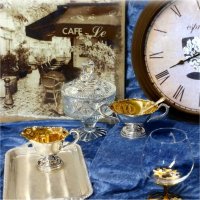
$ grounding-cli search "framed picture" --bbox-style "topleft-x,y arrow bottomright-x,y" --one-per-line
0,0 -> 125,121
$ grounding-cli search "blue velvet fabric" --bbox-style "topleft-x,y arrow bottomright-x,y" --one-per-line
90,121 -> 200,199
1,120 -> 199,199
0,1 -> 200,199
126,0 -> 147,99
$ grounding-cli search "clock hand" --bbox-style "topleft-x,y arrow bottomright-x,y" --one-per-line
170,53 -> 200,68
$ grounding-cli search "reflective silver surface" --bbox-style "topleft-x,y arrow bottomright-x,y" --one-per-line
21,127 -> 80,172
3,143 -> 93,199
100,99 -> 170,139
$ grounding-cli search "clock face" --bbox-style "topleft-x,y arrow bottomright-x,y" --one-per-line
144,0 -> 200,115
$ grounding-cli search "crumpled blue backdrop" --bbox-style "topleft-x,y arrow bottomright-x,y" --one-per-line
0,1 -> 199,199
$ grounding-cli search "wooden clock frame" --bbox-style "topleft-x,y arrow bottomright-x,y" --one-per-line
131,1 -> 199,121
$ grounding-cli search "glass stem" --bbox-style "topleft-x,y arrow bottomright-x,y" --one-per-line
163,186 -> 169,200
82,118 -> 97,133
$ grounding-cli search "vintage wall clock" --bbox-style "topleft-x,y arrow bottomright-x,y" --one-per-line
132,0 -> 200,120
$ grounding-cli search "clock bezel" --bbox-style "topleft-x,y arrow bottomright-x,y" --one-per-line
131,0 -> 200,119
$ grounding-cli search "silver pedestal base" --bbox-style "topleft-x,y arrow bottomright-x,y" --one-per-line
121,123 -> 146,139
38,155 -> 63,172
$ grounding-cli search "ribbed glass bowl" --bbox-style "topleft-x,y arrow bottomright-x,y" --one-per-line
62,78 -> 116,142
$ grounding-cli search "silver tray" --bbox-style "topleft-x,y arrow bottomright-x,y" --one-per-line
3,143 -> 93,199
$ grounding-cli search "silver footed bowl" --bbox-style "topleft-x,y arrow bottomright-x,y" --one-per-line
21,126 -> 79,172
100,98 -> 170,139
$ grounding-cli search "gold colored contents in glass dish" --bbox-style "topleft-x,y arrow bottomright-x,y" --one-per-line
153,167 -> 181,180
109,99 -> 158,116
21,126 -> 69,143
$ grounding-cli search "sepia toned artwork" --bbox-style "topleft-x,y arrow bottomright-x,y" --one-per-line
0,0 -> 125,121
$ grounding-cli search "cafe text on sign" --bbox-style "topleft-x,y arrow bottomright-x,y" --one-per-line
62,26 -> 106,38
62,27 -> 83,35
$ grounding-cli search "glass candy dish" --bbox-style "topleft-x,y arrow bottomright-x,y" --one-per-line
62,76 -> 116,142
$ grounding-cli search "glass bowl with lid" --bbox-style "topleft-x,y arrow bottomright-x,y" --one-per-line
62,76 -> 116,142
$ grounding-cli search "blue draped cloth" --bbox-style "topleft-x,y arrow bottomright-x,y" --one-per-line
90,121 -> 200,199
0,1 -> 200,199
0,120 -> 199,199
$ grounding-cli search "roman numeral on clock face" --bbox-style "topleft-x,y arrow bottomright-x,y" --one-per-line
170,5 -> 181,17
173,85 -> 185,101
154,29 -> 167,34
197,0 -> 200,10
199,93 -> 200,107
149,51 -> 164,59
155,70 -> 170,85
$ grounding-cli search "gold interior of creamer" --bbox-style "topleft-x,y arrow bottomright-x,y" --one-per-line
21,126 -> 69,143
109,99 -> 158,116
